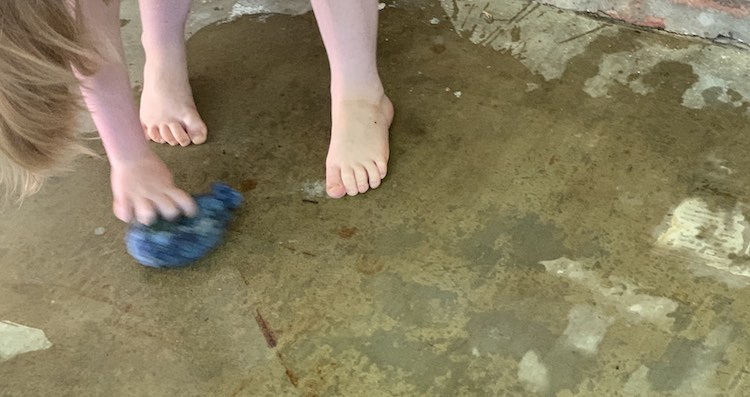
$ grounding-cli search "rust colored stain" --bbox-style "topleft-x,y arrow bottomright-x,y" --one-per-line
253,309 -> 277,348
284,367 -> 299,387
240,179 -> 258,192
606,11 -> 666,29
356,256 -> 384,275
276,352 -> 300,388
338,226 -> 358,238
673,0 -> 749,17
641,16 -> 666,29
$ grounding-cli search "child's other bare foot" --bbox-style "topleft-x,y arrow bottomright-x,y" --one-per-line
140,57 -> 207,146
325,94 -> 393,198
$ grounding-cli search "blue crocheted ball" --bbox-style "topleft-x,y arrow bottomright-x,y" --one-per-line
125,182 -> 243,268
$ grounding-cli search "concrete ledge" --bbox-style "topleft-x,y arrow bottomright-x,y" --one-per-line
540,0 -> 750,47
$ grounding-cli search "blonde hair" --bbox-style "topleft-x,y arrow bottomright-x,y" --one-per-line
0,0 -> 97,199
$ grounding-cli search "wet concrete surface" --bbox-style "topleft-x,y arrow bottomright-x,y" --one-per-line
2,1 -> 750,396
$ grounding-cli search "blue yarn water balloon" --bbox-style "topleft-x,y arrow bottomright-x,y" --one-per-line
125,182 -> 243,268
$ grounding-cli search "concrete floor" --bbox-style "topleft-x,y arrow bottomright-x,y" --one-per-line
2,0 -> 750,396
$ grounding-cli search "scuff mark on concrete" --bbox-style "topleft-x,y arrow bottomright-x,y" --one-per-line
301,180 -> 326,199
0,321 -> 53,361
228,3 -> 268,20
185,0 -> 312,34
226,0 -> 311,22
654,197 -> 750,279
561,304 -> 614,355
441,0 -> 619,80
518,350 -> 550,394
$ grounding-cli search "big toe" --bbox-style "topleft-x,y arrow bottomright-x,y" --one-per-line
185,113 -> 208,145
326,166 -> 347,199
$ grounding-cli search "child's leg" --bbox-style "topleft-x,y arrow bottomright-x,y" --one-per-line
311,0 -> 393,198
138,0 -> 207,146
77,0 -> 196,224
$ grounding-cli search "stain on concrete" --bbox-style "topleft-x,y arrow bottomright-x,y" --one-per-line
466,310 -> 557,359
459,212 -> 567,268
506,214 -> 568,266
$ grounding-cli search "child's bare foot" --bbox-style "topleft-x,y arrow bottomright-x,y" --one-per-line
140,57 -> 207,146
325,94 -> 393,198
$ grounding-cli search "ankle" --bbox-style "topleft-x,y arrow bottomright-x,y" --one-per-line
331,82 -> 385,104
142,37 -> 186,66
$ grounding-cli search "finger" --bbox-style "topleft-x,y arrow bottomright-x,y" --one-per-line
167,188 -> 198,217
133,197 -> 158,225
150,194 -> 181,221
113,198 -> 134,223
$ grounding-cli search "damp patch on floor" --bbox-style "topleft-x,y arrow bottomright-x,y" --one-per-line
540,257 -> 679,331
623,325 -> 735,397
584,42 -> 750,112
441,0 -> 750,112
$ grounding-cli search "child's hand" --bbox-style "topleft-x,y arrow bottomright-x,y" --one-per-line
110,154 -> 197,225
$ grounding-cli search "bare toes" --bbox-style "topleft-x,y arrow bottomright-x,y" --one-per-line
354,167 -> 369,194
159,125 -> 178,146
326,166 -> 347,199
376,160 -> 388,178
341,169 -> 359,197
168,122 -> 192,147
185,113 -> 208,145
366,162 -> 382,189
147,126 -> 164,144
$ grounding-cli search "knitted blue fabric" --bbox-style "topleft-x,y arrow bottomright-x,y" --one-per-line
125,183 -> 243,268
